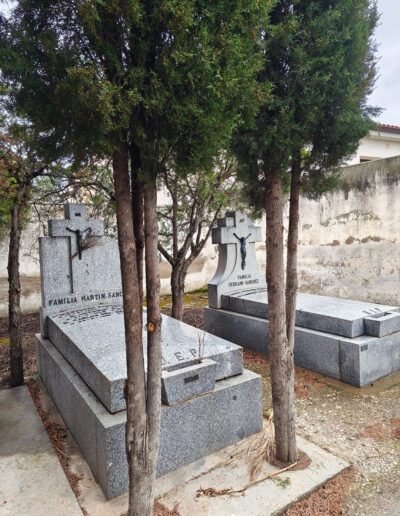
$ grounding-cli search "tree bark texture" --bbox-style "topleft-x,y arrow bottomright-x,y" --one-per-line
113,141 -> 154,516
130,153 -> 144,310
265,169 -> 297,464
171,266 -> 185,321
8,184 -> 29,387
143,179 -> 162,508
286,159 -> 301,349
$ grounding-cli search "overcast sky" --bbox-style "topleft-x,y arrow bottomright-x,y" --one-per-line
368,0 -> 400,125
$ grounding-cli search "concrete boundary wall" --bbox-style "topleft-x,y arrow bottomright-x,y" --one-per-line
295,155 -> 400,305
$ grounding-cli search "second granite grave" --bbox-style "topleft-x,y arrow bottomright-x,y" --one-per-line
204,211 -> 400,387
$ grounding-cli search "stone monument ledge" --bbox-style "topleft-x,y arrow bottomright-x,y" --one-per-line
205,211 -> 400,387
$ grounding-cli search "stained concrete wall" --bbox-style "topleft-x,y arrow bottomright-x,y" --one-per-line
294,155 -> 400,305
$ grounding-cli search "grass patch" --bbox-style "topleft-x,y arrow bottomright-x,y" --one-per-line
0,337 -> 9,348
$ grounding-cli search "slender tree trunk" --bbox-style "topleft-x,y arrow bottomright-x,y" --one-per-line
171,266 -> 185,321
286,158 -> 301,347
142,179 -> 162,511
172,185 -> 178,260
8,184 -> 28,387
113,141 -> 152,516
265,169 -> 297,464
130,147 -> 145,309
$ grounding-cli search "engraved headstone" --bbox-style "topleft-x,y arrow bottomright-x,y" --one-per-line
36,203 -> 263,499
39,203 -> 122,335
208,211 -> 266,308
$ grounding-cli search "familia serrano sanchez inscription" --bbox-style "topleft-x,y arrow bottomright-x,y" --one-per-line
208,211 -> 267,308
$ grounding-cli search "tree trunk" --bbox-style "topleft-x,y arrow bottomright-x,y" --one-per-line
8,184 -> 28,387
265,169 -> 297,464
286,159 -> 301,348
112,142 -> 152,516
171,266 -> 185,321
142,179 -> 162,511
130,147 -> 145,310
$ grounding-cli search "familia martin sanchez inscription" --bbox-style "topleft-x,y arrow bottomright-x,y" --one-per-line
208,211 -> 267,308
39,203 -> 122,335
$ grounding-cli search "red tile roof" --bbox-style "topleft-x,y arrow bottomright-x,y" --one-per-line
377,123 -> 400,134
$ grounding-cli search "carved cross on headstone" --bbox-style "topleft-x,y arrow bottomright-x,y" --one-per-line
49,204 -> 104,260
39,203 -> 122,336
208,211 -> 267,308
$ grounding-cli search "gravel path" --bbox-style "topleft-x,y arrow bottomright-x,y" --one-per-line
243,352 -> 400,515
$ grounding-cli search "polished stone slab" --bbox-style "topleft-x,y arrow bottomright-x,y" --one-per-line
204,306 -> 400,386
364,311 -> 400,337
47,305 -> 243,413
39,204 -> 122,337
222,290 -> 399,338
36,335 -> 263,500
161,358 -> 217,405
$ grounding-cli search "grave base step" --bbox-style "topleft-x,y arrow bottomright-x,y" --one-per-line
204,307 -> 400,387
36,334 -> 263,500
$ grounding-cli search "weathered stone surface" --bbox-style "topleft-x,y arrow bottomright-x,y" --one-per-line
47,306 -> 243,413
36,335 -> 263,500
204,306 -> 400,386
208,212 -> 266,308
222,290 -> 398,338
364,311 -> 400,337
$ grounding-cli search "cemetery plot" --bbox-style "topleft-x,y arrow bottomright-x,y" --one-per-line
36,204 -> 263,499
204,211 -> 400,387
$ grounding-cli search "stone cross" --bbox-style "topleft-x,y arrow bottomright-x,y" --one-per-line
208,211 -> 267,308
39,203 -> 121,336
48,204 -> 104,260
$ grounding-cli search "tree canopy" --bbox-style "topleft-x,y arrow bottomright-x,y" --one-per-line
233,0 -> 380,205
1,0 -> 272,178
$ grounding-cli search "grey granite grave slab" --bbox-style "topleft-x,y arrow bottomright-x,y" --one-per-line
363,311 -> 400,337
161,358 -> 217,405
46,305 -> 243,413
39,204 -> 123,337
221,290 -> 399,338
36,335 -> 263,500
206,210 -> 400,387
204,306 -> 400,386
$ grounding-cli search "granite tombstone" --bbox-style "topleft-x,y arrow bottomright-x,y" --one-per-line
205,211 -> 400,387
36,204 -> 263,499
208,211 -> 267,308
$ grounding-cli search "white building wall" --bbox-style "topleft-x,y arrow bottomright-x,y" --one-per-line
346,129 -> 400,165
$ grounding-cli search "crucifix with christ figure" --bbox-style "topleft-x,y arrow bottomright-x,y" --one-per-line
49,204 -> 104,261
208,211 -> 267,308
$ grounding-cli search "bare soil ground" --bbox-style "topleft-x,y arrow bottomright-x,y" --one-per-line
2,296 -> 400,515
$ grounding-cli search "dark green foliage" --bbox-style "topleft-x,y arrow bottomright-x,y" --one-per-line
233,0 -> 380,206
1,0 -> 272,178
